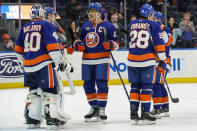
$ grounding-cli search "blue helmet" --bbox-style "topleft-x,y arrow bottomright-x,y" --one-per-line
154,11 -> 163,23
30,4 -> 45,20
88,2 -> 102,12
44,7 -> 55,18
140,4 -> 154,17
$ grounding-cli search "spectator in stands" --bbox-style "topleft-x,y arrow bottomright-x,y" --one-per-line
65,0 -> 82,21
167,17 -> 182,47
101,2 -> 109,21
178,0 -> 191,12
111,13 -> 124,48
0,34 -> 14,51
67,21 -> 80,43
179,12 -> 196,48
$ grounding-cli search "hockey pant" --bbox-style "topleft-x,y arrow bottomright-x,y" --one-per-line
24,63 -> 58,94
128,65 -> 156,112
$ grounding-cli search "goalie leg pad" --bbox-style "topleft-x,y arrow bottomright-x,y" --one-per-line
44,93 -> 71,124
27,89 -> 44,122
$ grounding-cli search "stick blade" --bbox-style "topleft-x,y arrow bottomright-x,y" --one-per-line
172,98 -> 179,103
64,90 -> 76,95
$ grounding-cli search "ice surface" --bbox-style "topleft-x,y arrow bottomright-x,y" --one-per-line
0,83 -> 197,131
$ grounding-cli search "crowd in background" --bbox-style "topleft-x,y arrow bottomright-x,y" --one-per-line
0,0 -> 197,51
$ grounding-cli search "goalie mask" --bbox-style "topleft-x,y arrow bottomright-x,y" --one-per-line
30,4 -> 45,20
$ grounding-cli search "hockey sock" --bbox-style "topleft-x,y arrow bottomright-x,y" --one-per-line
161,84 -> 169,109
83,80 -> 97,106
140,83 -> 153,112
152,83 -> 162,110
130,83 -> 140,111
96,80 -> 108,108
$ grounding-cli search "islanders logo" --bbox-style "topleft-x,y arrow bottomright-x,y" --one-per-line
86,32 -> 99,48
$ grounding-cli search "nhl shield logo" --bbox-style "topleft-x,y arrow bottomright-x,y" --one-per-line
86,32 -> 99,48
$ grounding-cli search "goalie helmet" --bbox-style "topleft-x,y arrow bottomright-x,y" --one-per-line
140,4 -> 154,17
154,11 -> 163,23
30,4 -> 45,20
88,2 -> 102,12
44,7 -> 55,18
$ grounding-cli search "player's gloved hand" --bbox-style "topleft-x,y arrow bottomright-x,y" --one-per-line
103,40 -> 115,51
74,40 -> 85,52
65,44 -> 75,54
157,60 -> 167,73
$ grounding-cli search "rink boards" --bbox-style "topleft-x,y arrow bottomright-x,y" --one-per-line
0,49 -> 197,89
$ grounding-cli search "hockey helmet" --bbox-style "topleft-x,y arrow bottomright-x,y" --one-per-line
30,4 -> 45,20
140,4 -> 154,17
44,7 -> 55,18
154,11 -> 163,23
88,2 -> 102,12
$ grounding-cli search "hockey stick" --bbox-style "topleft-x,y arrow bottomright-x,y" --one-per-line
54,33 -> 76,95
55,70 -> 65,109
53,21 -> 76,95
102,26 -> 131,105
146,24 -> 179,103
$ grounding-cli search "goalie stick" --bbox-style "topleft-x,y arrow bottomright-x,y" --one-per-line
54,32 -> 76,95
146,24 -> 179,103
102,26 -> 131,109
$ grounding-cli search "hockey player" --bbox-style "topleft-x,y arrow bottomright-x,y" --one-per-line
127,4 -> 167,125
73,2 -> 119,122
44,7 -> 64,36
14,4 -> 70,129
44,7 -> 75,55
151,11 -> 172,118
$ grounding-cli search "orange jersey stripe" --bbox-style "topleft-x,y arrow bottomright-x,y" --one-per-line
83,52 -> 110,59
24,54 -> 51,66
161,24 -> 165,30
48,64 -> 53,88
155,44 -> 165,52
86,93 -> 97,100
128,53 -> 156,61
14,45 -> 24,54
97,93 -> 108,100
160,73 -> 164,84
140,94 -> 152,101
59,27 -> 64,34
130,93 -> 140,100
166,34 -> 173,46
107,63 -> 110,80
152,65 -> 156,84
46,43 -> 63,52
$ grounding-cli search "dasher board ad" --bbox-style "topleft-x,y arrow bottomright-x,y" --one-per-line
0,49 -> 197,84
